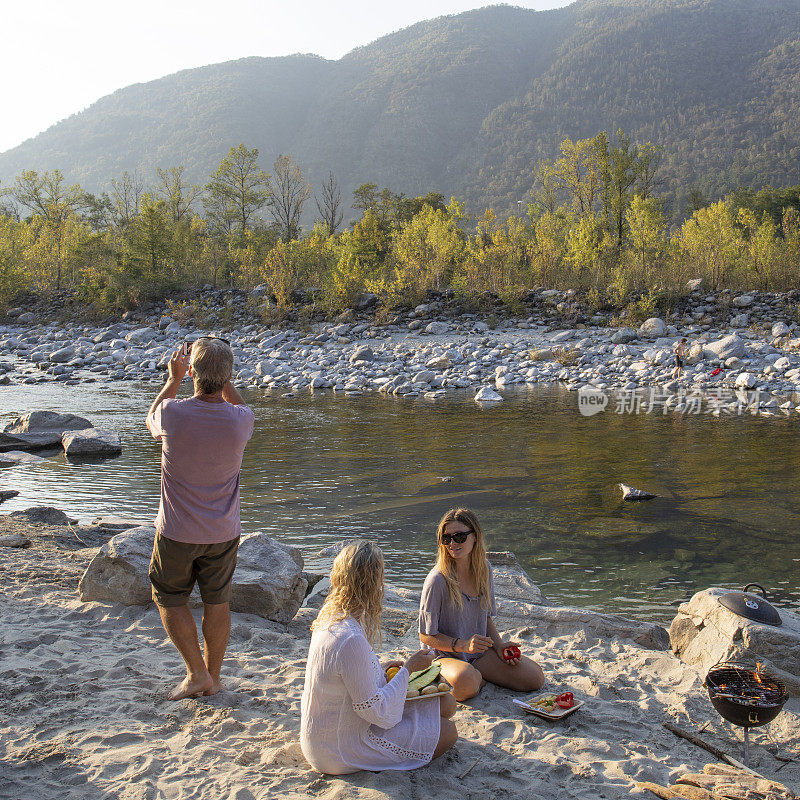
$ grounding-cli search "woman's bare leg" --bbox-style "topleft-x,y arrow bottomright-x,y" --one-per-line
472,649 -> 544,692
432,718 -> 457,759
435,658 -> 483,702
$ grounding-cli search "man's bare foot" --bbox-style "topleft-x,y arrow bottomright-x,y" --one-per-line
168,673 -> 213,701
203,679 -> 223,697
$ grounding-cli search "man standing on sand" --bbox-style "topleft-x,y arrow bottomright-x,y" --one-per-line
146,337 -> 254,700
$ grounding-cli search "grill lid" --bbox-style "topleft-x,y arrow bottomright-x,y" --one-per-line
718,584 -> 782,626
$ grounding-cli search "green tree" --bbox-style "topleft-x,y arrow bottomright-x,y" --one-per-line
625,194 -> 667,286
204,144 -> 271,238
157,166 -> 201,224
680,201 -> 741,290
12,169 -> 82,289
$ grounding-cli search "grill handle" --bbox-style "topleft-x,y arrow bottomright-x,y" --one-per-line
743,583 -> 768,598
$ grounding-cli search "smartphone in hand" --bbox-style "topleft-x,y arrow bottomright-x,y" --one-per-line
180,341 -> 190,359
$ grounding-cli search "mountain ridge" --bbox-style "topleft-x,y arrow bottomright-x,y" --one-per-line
2,0 -> 799,219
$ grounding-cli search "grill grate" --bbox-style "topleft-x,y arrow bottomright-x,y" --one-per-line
706,665 -> 788,708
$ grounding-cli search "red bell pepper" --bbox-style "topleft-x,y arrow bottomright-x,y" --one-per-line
503,645 -> 522,662
555,692 -> 574,709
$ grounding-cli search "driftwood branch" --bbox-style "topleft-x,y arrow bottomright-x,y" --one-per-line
663,722 -> 763,778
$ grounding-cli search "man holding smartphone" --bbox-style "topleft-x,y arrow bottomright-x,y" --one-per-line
146,336 -> 255,700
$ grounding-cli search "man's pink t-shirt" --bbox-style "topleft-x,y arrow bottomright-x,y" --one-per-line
150,397 -> 255,544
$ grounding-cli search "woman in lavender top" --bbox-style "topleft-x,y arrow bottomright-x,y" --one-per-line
418,508 -> 545,701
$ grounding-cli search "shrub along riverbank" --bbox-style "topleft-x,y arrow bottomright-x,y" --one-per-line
1,133 -> 799,322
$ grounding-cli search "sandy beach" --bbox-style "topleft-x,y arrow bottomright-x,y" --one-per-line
2,517 -> 799,800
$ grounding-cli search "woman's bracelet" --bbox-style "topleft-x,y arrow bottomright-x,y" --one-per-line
452,637 -> 460,653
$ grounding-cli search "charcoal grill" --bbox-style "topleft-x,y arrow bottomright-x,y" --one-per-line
705,662 -> 789,765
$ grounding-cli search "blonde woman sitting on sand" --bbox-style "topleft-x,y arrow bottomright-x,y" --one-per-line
301,541 -> 457,775
419,508 -> 545,702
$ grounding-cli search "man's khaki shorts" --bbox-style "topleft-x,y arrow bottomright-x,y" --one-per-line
149,532 -> 240,607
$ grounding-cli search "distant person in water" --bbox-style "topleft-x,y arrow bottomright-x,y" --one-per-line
418,508 -> 545,701
146,336 -> 254,700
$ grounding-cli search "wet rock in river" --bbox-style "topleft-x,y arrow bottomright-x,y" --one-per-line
619,483 -> 657,501
62,428 -> 122,458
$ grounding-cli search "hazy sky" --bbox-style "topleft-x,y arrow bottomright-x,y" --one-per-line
1,0 -> 572,154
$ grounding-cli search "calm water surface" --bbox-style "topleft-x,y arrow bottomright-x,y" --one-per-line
1,381 -> 799,623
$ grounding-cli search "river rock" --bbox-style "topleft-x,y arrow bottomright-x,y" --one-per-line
10,506 -> 78,525
703,334 -> 746,360
126,327 -> 157,344
1,411 -> 94,451
474,386 -> 503,402
735,372 -> 757,389
425,321 -> 449,335
686,279 -> 703,291
619,483 -> 657,501
0,534 -> 29,548
79,526 -> 307,623
638,318 -> 667,338
0,451 -> 48,466
350,345 -> 374,363
733,294 -> 754,308
49,347 -> 75,363
611,327 -> 637,344
670,588 -> 800,694
730,313 -> 748,328
551,330 -> 576,343
62,428 -> 122,458
0,490 -> 19,502
772,321 -> 791,338
487,551 -> 548,617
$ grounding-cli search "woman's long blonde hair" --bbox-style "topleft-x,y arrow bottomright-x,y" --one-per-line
310,540 -> 384,646
435,507 -> 491,611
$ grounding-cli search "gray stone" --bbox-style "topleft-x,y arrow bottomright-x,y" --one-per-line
10,506 -> 78,525
0,451 -> 48,466
126,327 -> 157,344
0,489 -> 19,502
733,294 -> 754,308
474,386 -> 503,402
772,321 -> 791,338
730,313 -> 748,328
49,347 -> 76,363
425,321 -> 449,336
0,534 -> 29,548
531,348 -> 556,361
703,333 -> 746,360
412,370 -> 435,384
425,355 -> 450,370
638,318 -> 667,338
735,372 -> 757,389
611,327 -> 637,344
17,312 -> 36,324
670,587 -> 800,694
686,278 -> 703,291
619,483 -> 657,501
350,345 -> 374,363
487,551 -> 548,617
62,428 -> 122,458
79,527 -> 307,623
352,292 -> 378,311
550,329 -> 576,343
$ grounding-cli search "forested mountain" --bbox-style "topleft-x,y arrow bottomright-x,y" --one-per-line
2,0 -> 799,220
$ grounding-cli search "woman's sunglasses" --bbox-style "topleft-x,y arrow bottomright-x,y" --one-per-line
440,531 -> 472,546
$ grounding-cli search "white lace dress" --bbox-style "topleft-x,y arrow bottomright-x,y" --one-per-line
300,617 -> 441,774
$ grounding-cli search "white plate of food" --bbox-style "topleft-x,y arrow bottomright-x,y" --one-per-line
514,693 -> 583,720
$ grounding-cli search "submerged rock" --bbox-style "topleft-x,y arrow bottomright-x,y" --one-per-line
619,483 -> 657,502
474,386 -> 503,402
1,411 -> 93,451
0,489 -> 19,503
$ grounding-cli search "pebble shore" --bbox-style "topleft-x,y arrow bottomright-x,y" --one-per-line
3,286 -> 800,416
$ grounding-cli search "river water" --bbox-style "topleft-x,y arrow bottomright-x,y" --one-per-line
1,381 -> 798,623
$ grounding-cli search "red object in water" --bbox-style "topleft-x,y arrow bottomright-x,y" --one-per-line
555,692 -> 574,709
711,367 -> 722,376
503,645 -> 522,662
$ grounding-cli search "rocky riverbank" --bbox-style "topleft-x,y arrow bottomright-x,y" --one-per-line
3,285 -> 800,416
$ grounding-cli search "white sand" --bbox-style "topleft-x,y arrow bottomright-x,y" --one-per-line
2,520 -> 800,800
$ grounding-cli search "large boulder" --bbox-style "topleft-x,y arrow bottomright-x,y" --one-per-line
62,428 -> 122,458
670,588 -> 800,694
78,527 -> 307,623
638,318 -> 667,338
611,327 -> 637,344
1,411 -> 93,451
703,334 -> 746,361
487,551 -> 548,615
